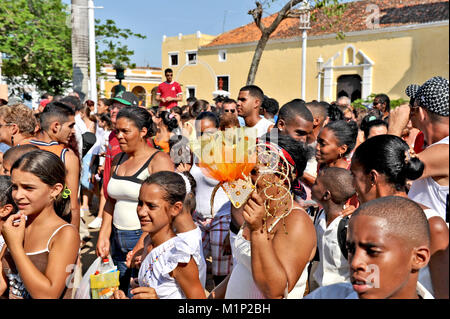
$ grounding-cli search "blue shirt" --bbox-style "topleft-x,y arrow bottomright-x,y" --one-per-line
0,143 -> 10,153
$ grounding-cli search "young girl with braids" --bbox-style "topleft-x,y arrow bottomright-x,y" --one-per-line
114,171 -> 206,299
0,150 -> 80,299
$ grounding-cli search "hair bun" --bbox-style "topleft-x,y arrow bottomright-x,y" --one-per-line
404,153 -> 424,181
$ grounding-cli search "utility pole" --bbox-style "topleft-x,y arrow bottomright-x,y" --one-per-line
298,1 -> 311,101
88,0 -> 103,111
71,0 -> 89,102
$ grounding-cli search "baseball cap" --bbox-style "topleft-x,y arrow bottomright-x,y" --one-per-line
111,91 -> 139,107
413,76 -> 449,117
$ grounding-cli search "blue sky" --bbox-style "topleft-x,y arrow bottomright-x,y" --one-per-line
63,0 -> 289,68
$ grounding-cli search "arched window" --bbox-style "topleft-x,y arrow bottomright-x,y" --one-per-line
132,86 -> 147,107
344,45 -> 355,66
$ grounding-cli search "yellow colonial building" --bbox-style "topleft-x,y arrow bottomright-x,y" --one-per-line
99,64 -> 162,107
161,0 -> 449,106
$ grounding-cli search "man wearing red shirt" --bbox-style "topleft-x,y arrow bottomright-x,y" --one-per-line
156,68 -> 182,110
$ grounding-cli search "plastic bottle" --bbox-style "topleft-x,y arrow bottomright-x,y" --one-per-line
98,258 -> 114,274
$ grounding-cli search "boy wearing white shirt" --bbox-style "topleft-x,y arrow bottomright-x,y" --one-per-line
305,196 -> 433,299
310,167 -> 355,288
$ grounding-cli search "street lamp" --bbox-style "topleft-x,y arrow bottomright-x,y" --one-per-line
113,63 -> 126,97
316,55 -> 324,101
298,1 -> 311,101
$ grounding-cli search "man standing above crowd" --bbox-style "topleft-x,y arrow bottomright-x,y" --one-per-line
156,68 -> 182,110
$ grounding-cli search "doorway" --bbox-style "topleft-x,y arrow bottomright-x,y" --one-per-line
337,74 -> 362,102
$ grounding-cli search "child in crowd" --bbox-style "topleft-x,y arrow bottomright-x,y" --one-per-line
126,171 -> 207,289
113,171 -> 206,299
0,175 -> 17,254
310,167 -> 356,288
2,144 -> 39,176
350,134 -> 449,298
0,150 -> 80,299
305,196 -> 433,299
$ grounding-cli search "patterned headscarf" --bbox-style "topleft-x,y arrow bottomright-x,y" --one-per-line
414,76 -> 449,117
405,84 -> 420,99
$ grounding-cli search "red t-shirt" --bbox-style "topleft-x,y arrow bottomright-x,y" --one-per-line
156,81 -> 182,109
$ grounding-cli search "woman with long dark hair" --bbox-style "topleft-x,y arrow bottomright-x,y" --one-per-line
96,106 -> 174,294
1,150 -> 80,299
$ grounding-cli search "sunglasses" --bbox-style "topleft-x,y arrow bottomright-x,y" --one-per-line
224,109 -> 236,113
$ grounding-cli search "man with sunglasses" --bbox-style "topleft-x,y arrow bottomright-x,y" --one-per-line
372,94 -> 390,122
223,98 -> 245,126
388,76 -> 449,223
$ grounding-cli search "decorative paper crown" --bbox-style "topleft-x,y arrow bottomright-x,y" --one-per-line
194,128 -> 257,216
195,129 -> 297,233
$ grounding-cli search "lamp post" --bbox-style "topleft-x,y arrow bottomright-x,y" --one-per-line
316,55 -> 324,101
299,1 -> 311,101
113,64 -> 126,97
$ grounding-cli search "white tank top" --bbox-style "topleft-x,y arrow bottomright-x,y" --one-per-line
107,152 -> 159,230
225,227 -> 309,299
408,136 -> 449,222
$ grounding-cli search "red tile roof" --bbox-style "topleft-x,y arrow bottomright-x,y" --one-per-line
203,0 -> 449,48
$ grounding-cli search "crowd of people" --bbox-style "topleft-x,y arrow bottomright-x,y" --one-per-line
0,68 -> 448,300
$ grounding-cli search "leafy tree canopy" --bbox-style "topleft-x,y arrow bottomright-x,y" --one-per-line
0,0 -> 146,96
0,0 -> 72,95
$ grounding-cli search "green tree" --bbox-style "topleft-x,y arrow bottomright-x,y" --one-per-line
95,19 -> 146,73
0,0 -> 146,97
0,0 -> 72,95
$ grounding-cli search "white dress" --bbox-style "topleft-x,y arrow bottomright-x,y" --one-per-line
225,227 -> 309,299
138,236 -> 196,299
176,227 -> 207,288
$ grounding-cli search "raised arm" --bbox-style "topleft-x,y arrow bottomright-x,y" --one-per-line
416,143 -> 449,180
3,215 -> 80,298
244,192 -> 316,298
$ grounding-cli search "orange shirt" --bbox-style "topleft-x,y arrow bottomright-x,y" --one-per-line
22,140 -> 68,163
